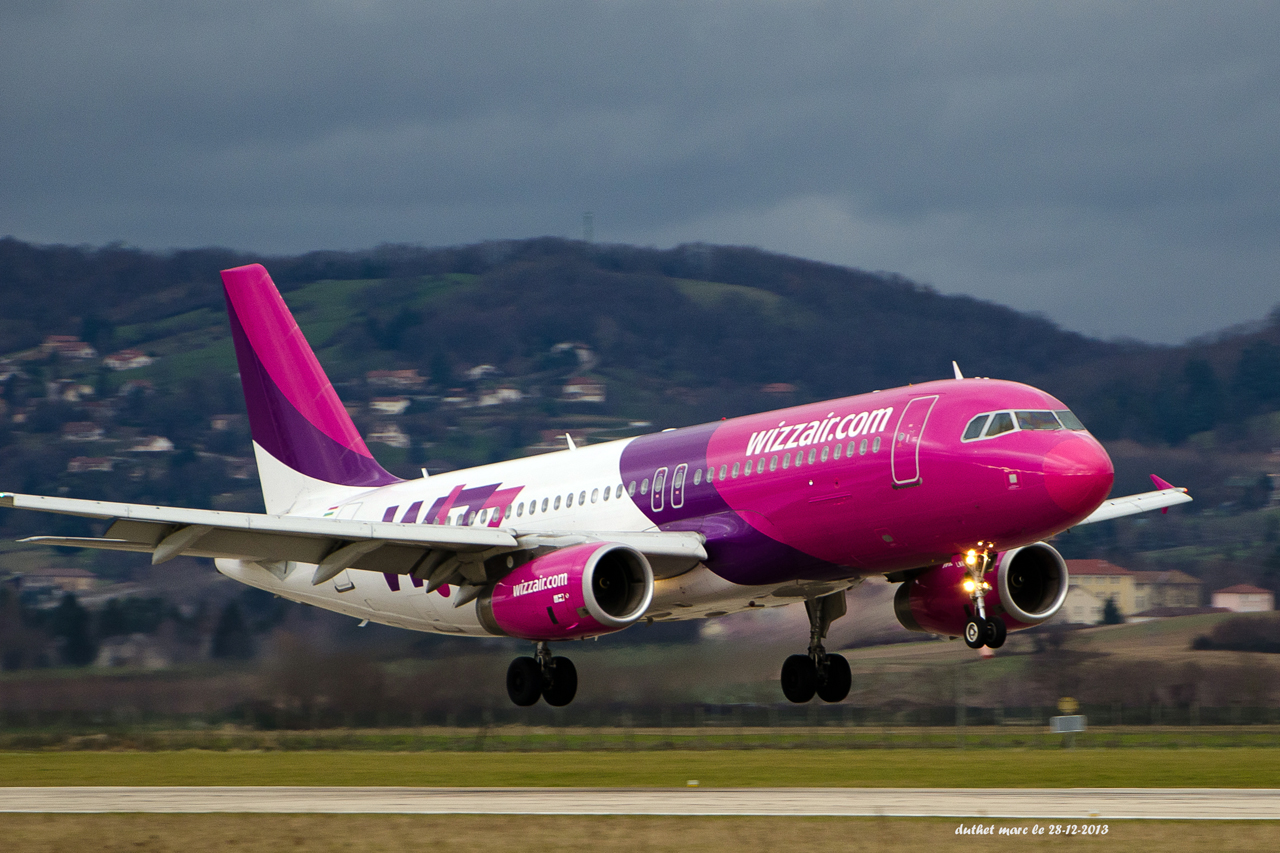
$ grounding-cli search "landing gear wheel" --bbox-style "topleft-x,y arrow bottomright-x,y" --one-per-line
541,656 -> 578,707
963,618 -> 986,649
506,656 -> 543,706
816,654 -> 851,703
781,654 -> 818,703
986,616 -> 1007,649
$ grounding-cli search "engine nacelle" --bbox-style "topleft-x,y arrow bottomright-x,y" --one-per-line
477,542 -> 654,641
894,542 -> 1070,637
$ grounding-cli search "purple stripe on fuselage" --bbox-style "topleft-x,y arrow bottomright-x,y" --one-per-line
228,308 -> 399,488
621,424 -> 842,585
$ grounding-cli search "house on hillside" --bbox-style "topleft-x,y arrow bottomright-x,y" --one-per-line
41,335 -> 97,360
62,421 -> 104,442
366,369 -> 425,390
1061,585 -> 1105,624
561,377 -> 606,403
369,396 -> 411,415
1212,584 -> 1275,612
1064,559 -> 1203,619
478,387 -> 522,407
367,423 -> 409,448
1131,570 -> 1202,610
128,436 -> 174,453
16,567 -> 97,593
103,349 -> 154,371
67,456 -> 114,473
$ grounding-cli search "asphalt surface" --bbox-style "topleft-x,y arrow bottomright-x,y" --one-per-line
1,787 -> 1278,819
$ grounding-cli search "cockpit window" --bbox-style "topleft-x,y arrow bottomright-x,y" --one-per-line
1016,410 -> 1062,430
1055,409 -> 1086,430
985,411 -> 1015,437
962,414 -> 989,441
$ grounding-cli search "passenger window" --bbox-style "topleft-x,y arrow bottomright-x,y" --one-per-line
628,481 -> 636,496
742,459 -> 752,477
872,437 -> 881,453
505,504 -> 513,519
591,488 -> 599,503
769,455 -> 778,472
566,493 -> 574,507
554,495 -> 561,510
516,503 -> 524,517
985,411 -> 1015,437
833,443 -> 842,460
794,452 -> 802,467
579,490 -> 587,505
616,484 -> 624,498
963,414 -> 989,441
719,464 -> 728,480
859,439 -> 867,455
782,453 -> 790,469
541,498 -> 549,512
1055,409 -> 1086,430
603,486 -> 610,501
821,446 -> 829,462
757,459 -> 766,474
849,441 -> 857,457
706,467 -> 713,482
1016,410 -> 1061,430
640,479 -> 649,495
731,462 -> 740,478
694,469 -> 702,485
808,448 -> 816,464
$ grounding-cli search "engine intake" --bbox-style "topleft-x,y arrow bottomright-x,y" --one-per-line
894,542 -> 1070,637
478,542 -> 654,640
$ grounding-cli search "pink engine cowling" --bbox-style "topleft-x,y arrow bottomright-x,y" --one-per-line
477,542 -> 654,641
894,542 -> 1070,637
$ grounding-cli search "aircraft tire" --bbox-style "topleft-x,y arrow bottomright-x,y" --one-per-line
542,656 -> 578,707
781,654 -> 818,703
963,618 -> 986,649
507,656 -> 543,706
816,654 -> 851,703
986,617 -> 1007,649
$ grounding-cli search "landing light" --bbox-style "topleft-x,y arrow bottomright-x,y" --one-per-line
962,578 -> 976,593
964,549 -> 978,567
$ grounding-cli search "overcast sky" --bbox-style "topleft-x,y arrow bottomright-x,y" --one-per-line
3,2 -> 1278,343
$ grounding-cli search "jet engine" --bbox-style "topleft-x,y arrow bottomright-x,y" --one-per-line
478,542 -> 654,641
894,542 -> 1070,638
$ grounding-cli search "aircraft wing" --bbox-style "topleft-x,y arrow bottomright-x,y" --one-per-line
1071,475 -> 1192,526
0,492 -> 707,587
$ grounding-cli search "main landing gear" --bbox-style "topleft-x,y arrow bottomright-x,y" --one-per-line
781,593 -> 852,704
960,546 -> 1007,650
507,641 -> 578,707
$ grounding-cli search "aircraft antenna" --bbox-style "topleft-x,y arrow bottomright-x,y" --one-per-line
952,361 -> 965,380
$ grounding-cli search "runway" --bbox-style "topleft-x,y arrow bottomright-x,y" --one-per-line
1,787 -> 1278,819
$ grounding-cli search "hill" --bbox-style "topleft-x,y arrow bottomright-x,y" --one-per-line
0,235 -> 1278,593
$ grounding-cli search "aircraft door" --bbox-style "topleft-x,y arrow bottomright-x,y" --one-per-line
891,396 -> 938,487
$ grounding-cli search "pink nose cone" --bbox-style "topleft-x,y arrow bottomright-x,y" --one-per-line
1043,436 -> 1114,517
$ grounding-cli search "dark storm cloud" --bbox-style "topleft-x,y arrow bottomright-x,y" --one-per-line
2,1 -> 1278,342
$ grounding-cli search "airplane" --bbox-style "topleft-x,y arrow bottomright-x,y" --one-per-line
0,264 -> 1192,706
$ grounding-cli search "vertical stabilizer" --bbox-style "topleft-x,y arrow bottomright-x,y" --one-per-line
221,264 -> 399,514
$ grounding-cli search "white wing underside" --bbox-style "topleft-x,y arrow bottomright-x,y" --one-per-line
1071,486 -> 1192,526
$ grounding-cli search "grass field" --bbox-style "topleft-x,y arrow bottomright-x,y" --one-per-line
3,748 -> 1280,788
0,815 -> 1275,853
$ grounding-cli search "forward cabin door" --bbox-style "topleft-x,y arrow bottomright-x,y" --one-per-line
891,396 -> 938,487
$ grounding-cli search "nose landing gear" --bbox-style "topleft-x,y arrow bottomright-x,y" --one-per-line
961,547 -> 1007,650
781,592 -> 852,703
507,641 -> 578,706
